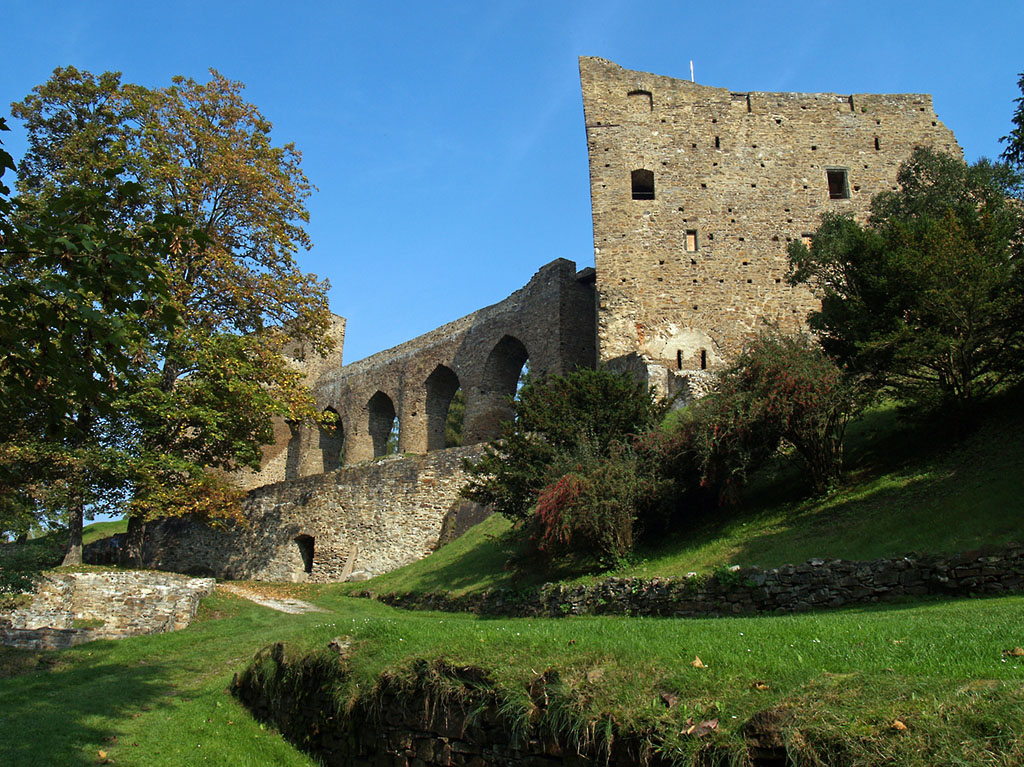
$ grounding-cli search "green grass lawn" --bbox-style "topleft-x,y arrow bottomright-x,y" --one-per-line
4,587 -> 1022,766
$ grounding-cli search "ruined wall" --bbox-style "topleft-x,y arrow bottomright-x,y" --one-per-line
265,258 -> 595,483
579,56 -> 961,384
141,445 -> 488,583
0,571 -> 215,650
236,314 -> 348,491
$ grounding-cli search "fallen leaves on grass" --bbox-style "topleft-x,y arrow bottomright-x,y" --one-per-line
892,719 -> 908,731
682,718 -> 719,738
691,656 -> 707,669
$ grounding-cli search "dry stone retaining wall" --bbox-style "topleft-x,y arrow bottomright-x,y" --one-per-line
0,571 -> 214,650
369,545 -> 1024,618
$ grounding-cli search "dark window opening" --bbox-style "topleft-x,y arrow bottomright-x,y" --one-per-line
714,136 -> 720,149
700,350 -> 708,370
295,535 -> 314,574
631,169 -> 655,200
676,350 -> 683,370
827,168 -> 850,199
874,136 -> 881,151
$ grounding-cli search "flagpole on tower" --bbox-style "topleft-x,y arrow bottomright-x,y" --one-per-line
690,60 -> 694,82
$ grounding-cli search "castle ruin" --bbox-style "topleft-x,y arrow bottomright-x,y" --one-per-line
133,58 -> 961,582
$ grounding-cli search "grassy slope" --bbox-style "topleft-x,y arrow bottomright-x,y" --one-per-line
356,392 -> 1024,596
3,587 -> 1022,766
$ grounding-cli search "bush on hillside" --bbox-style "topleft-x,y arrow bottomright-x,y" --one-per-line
461,367 -> 666,570
678,332 -> 857,497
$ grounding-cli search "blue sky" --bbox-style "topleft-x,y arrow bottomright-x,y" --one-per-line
4,0 -> 1022,364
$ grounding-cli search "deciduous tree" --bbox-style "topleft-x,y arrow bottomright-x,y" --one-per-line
8,67 -> 333,562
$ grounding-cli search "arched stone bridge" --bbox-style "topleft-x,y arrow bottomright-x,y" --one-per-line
242,259 -> 596,488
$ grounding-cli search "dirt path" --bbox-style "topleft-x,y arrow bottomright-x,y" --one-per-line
217,583 -> 327,614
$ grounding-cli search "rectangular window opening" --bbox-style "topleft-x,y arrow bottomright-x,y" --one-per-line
685,230 -> 698,252
827,168 -> 850,199
700,349 -> 707,370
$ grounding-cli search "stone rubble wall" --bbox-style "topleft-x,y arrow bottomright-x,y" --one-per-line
137,445 -> 489,583
368,545 -> 1024,618
0,570 -> 215,650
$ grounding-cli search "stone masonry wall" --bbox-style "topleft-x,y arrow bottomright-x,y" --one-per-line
579,56 -> 961,382
0,571 -> 215,650
369,545 -> 1024,618
140,445 -> 488,583
243,259 -> 596,488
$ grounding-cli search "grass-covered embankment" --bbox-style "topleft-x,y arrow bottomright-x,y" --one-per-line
3,584 -> 1024,766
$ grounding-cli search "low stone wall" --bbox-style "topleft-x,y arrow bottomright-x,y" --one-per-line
135,445 -> 489,583
366,545 -> 1024,618
0,570 -> 215,650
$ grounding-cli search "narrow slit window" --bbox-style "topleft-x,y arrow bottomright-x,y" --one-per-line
685,230 -> 698,251
631,169 -> 655,200
676,350 -> 683,370
827,168 -> 850,199
700,349 -> 708,370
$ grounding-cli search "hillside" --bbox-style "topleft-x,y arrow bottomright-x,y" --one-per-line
353,389 -> 1024,597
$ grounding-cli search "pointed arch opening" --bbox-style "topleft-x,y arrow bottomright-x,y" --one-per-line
368,391 -> 398,458
320,407 -> 345,471
465,334 -> 530,444
425,364 -> 462,451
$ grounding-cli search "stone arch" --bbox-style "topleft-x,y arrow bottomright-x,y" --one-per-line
464,334 -> 529,444
425,364 -> 461,451
367,391 -> 398,458
319,407 -> 345,471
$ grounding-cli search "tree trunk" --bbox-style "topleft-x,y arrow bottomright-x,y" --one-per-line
121,515 -> 146,567
62,495 -> 84,566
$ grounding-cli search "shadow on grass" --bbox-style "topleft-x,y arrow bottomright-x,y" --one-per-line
0,646 -> 175,767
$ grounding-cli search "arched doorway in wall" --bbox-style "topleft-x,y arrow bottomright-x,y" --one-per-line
425,364 -> 462,451
294,534 -> 314,574
320,407 -> 345,471
465,334 -> 529,444
367,391 -> 398,458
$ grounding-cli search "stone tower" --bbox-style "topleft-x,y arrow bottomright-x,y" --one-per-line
579,56 -> 961,395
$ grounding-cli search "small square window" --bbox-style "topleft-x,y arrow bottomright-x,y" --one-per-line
827,168 -> 850,199
685,230 -> 698,252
